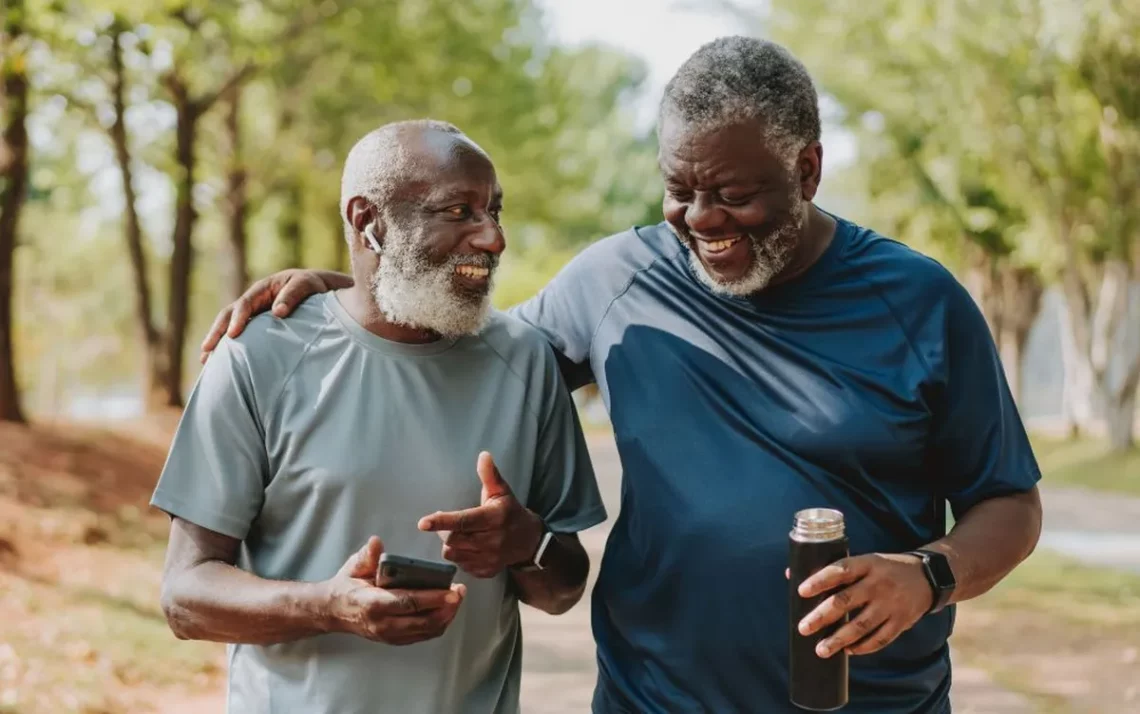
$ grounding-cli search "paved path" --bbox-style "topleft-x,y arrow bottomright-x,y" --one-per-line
518,435 -> 1033,713
1037,485 -> 1140,573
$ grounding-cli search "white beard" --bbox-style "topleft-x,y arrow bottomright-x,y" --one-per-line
688,192 -> 809,297
369,222 -> 496,338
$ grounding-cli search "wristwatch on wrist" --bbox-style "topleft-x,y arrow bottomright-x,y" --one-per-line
906,549 -> 956,614
513,523 -> 555,573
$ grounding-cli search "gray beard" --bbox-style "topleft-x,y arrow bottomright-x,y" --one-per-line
688,195 -> 808,297
369,224 -> 496,338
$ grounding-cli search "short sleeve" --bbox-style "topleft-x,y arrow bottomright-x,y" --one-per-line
509,248 -> 604,391
525,347 -> 608,533
930,282 -> 1042,518
150,338 -> 270,540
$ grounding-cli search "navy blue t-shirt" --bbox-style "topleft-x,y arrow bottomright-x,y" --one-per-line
510,216 -> 1041,714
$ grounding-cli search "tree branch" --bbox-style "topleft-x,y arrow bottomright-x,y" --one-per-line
196,62 -> 255,114
54,90 -> 102,127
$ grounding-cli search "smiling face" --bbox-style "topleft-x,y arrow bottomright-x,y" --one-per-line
659,115 -> 811,296
363,128 -> 506,337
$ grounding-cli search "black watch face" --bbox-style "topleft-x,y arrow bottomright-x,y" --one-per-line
925,552 -> 956,589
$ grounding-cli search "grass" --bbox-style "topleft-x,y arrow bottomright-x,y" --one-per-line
950,550 -> 1140,714
983,548 -> 1140,626
1032,435 -> 1140,496
0,569 -> 222,713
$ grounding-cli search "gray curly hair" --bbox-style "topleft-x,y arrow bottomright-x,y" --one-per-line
659,36 -> 821,164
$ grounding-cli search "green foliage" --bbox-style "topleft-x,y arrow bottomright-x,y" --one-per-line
763,0 -> 1140,278
11,0 -> 662,412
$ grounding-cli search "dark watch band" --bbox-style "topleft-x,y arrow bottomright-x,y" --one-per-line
907,549 -> 956,614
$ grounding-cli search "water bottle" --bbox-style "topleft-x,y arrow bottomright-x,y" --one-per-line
789,508 -> 849,710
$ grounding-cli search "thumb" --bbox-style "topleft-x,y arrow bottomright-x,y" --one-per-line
477,451 -> 510,501
339,536 -> 384,579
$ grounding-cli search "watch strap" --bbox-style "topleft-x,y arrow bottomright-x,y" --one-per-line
513,526 -> 554,573
908,549 -> 954,615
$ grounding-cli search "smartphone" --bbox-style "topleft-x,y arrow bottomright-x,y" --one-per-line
376,553 -> 457,590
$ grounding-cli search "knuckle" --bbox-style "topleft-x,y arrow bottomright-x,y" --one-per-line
834,589 -> 853,607
403,593 -> 420,613
854,616 -> 873,634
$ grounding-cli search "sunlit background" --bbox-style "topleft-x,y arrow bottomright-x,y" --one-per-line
1,0 -> 1138,712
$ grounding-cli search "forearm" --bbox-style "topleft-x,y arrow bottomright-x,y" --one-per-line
924,488 -> 1042,604
509,534 -> 590,615
161,560 -> 333,644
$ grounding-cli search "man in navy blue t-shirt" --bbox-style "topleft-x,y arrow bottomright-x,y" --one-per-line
203,36 -> 1042,714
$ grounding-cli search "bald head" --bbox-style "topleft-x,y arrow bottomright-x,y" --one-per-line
340,119 -> 487,226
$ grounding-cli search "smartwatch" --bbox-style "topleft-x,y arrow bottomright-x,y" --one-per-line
514,524 -> 555,572
907,549 -> 956,614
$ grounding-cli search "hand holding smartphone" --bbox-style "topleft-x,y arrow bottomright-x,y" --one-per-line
376,553 -> 458,590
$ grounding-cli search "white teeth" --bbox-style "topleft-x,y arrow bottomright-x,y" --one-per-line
704,237 -> 742,254
456,265 -> 490,278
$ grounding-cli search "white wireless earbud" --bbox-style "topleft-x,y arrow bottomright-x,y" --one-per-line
364,223 -> 382,254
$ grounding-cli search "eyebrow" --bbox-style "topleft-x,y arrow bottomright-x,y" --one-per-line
420,186 -> 504,204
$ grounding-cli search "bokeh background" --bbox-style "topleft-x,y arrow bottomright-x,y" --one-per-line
1,0 -> 1138,712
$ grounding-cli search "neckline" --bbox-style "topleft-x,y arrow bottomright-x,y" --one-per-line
324,291 -> 462,357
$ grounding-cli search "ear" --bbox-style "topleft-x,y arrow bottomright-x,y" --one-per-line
345,196 -> 385,252
797,141 -> 824,202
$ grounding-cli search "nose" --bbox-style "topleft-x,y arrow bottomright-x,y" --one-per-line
470,215 -> 506,256
685,192 -> 727,235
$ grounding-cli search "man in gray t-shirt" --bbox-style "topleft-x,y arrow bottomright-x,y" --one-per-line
152,120 -> 606,714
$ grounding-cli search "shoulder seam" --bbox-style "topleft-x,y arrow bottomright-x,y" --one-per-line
263,312 -> 334,422
588,229 -> 685,351
835,246 -> 938,382
474,328 -> 545,424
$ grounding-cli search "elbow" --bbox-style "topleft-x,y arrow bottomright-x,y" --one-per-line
160,577 -> 199,641
529,590 -> 584,616
542,584 -> 587,616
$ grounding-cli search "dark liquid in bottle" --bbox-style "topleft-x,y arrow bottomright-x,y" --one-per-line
789,511 -> 849,711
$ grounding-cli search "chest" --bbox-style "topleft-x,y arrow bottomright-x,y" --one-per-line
592,289 -> 935,476
259,355 -> 542,533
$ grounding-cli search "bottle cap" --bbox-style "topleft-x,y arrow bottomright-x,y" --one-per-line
791,508 -> 845,542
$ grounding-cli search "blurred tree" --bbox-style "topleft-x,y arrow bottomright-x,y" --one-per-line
748,0 -> 1047,404
11,0 -> 660,420
43,0 -> 317,408
0,0 -> 31,423
738,0 -> 1139,444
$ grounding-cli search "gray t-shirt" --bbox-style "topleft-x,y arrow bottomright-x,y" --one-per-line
151,292 -> 606,714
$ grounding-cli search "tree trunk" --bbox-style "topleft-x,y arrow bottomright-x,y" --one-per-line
160,63 -> 252,407
962,246 -> 1002,342
999,329 -> 1025,409
281,180 -> 303,268
997,266 -> 1044,407
164,76 -> 200,409
1106,383 -> 1137,451
108,27 -> 170,410
223,87 -> 248,301
0,1 -> 29,424
1057,260 -> 1140,450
